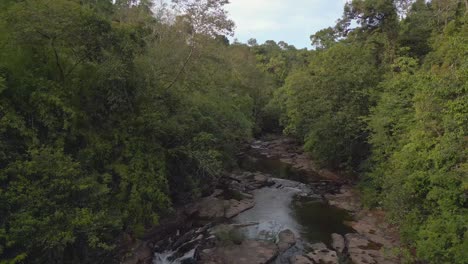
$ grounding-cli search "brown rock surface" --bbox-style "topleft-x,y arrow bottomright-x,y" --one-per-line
224,199 -> 255,218
326,185 -> 399,264
331,233 -> 345,253
199,240 -> 278,264
305,242 -> 338,264
289,255 -> 314,264
345,233 -> 396,264
194,196 -> 254,219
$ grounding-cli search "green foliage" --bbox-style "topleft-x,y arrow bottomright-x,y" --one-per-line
0,0 -> 270,263
272,1 -> 467,263
363,5 -> 467,263
247,39 -> 311,133
398,0 -> 434,58
277,43 -> 381,169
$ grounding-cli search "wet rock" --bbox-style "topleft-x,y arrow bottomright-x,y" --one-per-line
305,243 -> 338,264
289,255 -> 314,264
199,240 -> 278,264
277,229 -> 296,252
331,233 -> 345,253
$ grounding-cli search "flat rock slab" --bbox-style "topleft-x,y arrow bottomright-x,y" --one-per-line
225,199 -> 255,218
195,197 -> 254,219
345,233 -> 396,264
347,215 -> 397,248
199,240 -> 278,264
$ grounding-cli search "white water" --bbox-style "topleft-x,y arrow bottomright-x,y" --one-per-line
153,248 -> 196,264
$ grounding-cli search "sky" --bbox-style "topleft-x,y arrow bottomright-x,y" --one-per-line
225,0 -> 347,49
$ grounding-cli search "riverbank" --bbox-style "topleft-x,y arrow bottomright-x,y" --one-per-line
122,135 -> 400,264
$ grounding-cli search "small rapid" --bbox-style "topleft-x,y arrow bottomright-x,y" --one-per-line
153,249 -> 196,264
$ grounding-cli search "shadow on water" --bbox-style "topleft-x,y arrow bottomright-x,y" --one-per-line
292,199 -> 354,245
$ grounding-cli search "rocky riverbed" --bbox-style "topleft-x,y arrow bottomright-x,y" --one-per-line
122,136 -> 400,264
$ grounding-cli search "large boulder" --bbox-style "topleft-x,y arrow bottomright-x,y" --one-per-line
277,229 -> 296,252
331,233 -> 345,253
245,173 -> 274,190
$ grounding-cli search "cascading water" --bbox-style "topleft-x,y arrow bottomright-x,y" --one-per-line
153,249 -> 196,264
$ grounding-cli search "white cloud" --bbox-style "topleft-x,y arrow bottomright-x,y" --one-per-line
225,0 -> 345,48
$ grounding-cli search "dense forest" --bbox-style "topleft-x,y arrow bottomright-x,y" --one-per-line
0,0 -> 466,263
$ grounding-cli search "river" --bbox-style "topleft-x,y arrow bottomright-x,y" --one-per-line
153,138 -> 354,264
